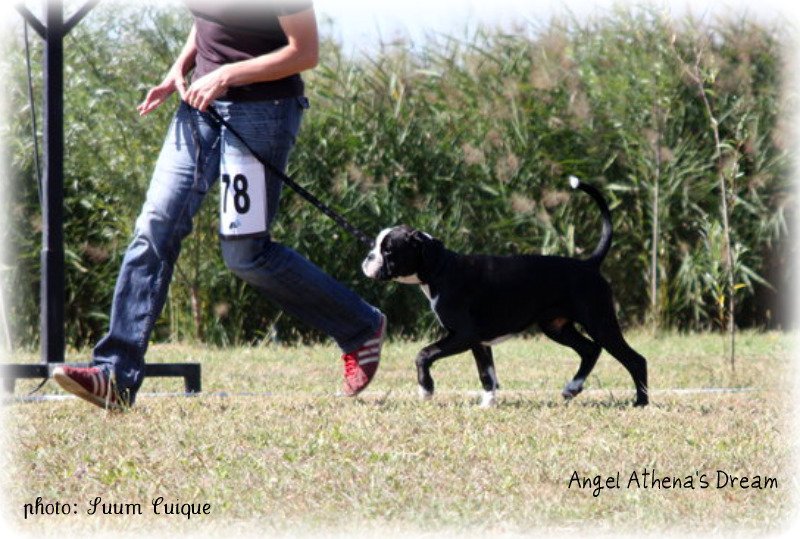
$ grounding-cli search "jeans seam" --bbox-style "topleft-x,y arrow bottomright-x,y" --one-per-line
136,128 -> 219,352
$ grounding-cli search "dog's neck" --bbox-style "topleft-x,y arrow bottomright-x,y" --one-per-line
417,246 -> 452,285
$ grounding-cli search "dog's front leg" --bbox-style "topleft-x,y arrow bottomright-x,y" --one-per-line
472,345 -> 499,407
415,332 -> 473,400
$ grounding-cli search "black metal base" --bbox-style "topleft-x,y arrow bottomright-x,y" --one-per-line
0,362 -> 201,395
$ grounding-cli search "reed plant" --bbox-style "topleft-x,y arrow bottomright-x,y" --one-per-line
0,3 -> 792,348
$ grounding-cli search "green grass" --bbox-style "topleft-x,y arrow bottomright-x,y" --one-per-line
1,331 -> 796,536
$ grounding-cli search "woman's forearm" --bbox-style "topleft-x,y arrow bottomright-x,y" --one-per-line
216,8 -> 318,88
216,44 -> 318,88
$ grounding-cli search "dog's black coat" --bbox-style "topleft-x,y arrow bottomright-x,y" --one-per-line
363,179 -> 648,407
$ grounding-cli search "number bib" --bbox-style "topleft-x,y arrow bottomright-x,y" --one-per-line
219,150 -> 268,239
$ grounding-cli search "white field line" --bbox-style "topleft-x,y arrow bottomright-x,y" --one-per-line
2,386 -> 761,405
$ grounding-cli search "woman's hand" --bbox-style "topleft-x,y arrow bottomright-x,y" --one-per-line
182,66 -> 231,112
137,25 -> 197,116
137,68 -> 188,116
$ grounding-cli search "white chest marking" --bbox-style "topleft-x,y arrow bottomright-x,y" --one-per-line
420,284 -> 432,300
395,273 -> 422,285
419,284 -> 444,326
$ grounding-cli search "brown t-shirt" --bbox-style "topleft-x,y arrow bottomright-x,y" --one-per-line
186,1 -> 313,101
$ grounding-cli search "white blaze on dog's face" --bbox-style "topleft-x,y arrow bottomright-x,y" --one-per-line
362,225 -> 432,283
362,228 -> 392,279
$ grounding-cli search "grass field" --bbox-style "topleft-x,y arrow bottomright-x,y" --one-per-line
1,331 -> 796,537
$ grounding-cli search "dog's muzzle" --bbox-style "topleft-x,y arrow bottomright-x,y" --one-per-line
362,251 -> 386,280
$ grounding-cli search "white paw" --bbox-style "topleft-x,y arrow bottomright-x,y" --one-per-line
418,385 -> 434,401
480,390 -> 497,408
562,379 -> 584,399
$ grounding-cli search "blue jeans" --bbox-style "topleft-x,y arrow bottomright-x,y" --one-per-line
93,98 -> 382,395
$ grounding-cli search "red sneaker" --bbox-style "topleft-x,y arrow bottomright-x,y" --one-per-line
52,365 -> 129,411
341,314 -> 387,397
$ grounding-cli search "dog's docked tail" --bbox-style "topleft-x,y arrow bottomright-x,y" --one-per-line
569,176 -> 612,266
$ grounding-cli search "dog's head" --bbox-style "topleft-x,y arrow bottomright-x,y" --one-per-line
362,225 -> 444,284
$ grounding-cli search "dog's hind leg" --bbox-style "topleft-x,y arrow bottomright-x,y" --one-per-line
540,318 -> 601,400
471,345 -> 499,407
581,308 -> 649,407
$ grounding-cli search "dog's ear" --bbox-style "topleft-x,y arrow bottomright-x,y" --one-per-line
413,231 -> 444,261
410,230 -> 428,244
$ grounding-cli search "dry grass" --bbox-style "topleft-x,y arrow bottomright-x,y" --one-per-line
1,331 -> 796,537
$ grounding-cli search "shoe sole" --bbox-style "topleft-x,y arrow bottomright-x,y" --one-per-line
52,368 -> 123,411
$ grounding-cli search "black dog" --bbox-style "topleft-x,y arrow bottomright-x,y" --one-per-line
362,177 -> 648,407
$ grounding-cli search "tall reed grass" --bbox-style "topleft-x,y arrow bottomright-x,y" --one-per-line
1,4 -> 792,348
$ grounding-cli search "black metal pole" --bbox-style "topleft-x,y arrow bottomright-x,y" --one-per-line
41,0 -> 65,364
3,0 -> 201,395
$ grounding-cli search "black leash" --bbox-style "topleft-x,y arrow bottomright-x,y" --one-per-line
203,104 -> 374,247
